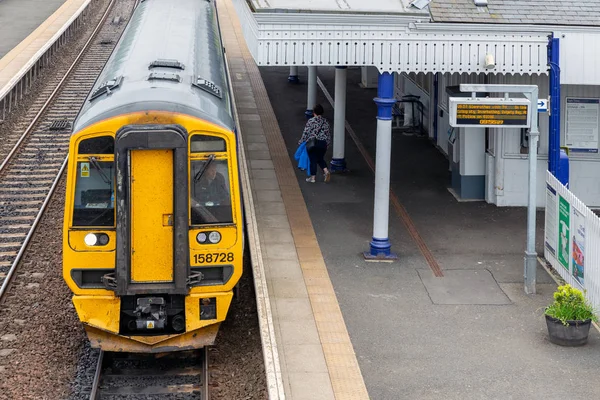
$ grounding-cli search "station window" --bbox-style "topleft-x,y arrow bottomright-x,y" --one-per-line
72,160 -> 114,226
77,136 -> 114,155
190,135 -> 226,153
190,159 -> 233,225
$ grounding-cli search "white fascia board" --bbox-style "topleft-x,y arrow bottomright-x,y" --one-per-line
254,13 -> 426,26
415,22 -> 599,35
232,0 -> 550,75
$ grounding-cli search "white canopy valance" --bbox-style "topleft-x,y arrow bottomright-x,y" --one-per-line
232,0 -> 551,76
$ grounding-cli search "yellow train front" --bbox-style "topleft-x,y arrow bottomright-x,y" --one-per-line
62,0 -> 243,352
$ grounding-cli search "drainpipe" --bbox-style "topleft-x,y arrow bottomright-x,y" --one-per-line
548,35 -> 564,183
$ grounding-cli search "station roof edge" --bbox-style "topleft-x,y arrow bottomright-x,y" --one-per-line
252,11 -> 600,35
246,0 -> 429,16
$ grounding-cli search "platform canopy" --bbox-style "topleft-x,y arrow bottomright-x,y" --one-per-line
231,0 -> 551,76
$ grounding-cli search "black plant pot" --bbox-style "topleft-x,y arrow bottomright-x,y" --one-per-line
545,314 -> 592,346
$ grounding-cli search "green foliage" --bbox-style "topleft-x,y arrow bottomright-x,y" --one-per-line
545,284 -> 598,325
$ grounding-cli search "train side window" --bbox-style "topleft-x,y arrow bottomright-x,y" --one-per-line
72,160 -> 115,226
77,136 -> 114,155
190,135 -> 226,153
190,159 -> 233,225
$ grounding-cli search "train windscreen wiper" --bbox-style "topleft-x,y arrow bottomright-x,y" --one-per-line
193,154 -> 216,182
88,156 -> 112,186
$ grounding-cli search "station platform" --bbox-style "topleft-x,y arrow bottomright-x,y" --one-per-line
219,1 -> 368,398
258,70 -> 600,397
0,0 -> 87,91
0,0 -> 66,59
221,1 -> 600,399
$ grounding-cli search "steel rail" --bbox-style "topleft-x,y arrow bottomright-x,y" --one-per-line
202,347 -> 210,400
0,0 -> 116,175
88,350 -> 104,400
0,0 -> 120,302
0,157 -> 68,301
89,348 -> 208,399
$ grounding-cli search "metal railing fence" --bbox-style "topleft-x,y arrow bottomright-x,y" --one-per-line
545,170 -> 600,313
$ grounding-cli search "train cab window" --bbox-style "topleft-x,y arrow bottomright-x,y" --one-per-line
190,135 -> 226,153
72,159 -> 114,226
77,136 -> 114,154
190,158 -> 233,225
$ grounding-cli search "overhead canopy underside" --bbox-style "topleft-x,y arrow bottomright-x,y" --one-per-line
233,0 -> 554,76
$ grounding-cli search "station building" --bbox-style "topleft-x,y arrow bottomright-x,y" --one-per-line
233,0 -> 600,210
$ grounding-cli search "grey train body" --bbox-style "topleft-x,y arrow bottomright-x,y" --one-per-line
73,0 -> 234,134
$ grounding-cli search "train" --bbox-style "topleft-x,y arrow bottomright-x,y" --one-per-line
62,0 -> 244,353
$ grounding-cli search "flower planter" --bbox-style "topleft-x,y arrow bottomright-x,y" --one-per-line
545,314 -> 592,346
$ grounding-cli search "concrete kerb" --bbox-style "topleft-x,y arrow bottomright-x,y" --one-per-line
223,49 -> 286,399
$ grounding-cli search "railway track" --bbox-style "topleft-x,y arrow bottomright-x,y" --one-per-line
90,349 -> 209,400
0,0 -> 137,301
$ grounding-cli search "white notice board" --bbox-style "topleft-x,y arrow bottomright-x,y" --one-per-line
565,98 -> 599,153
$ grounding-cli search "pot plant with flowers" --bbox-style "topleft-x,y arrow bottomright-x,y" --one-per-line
545,284 -> 597,346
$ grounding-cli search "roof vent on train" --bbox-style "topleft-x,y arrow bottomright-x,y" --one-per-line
89,76 -> 123,101
192,77 -> 222,99
149,59 -> 185,70
148,72 -> 181,82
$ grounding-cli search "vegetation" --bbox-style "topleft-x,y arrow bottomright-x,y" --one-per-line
545,284 -> 598,325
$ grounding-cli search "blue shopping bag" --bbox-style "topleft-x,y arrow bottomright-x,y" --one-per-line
294,142 -> 310,176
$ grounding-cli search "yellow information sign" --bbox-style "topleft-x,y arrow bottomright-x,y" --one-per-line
81,162 -> 90,178
456,103 -> 528,125
449,98 -> 531,128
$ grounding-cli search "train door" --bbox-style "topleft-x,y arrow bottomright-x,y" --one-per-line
130,149 -> 174,282
114,125 -> 189,296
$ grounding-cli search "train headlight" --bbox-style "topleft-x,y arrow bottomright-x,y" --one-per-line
196,232 -> 207,244
84,233 -> 110,246
208,231 -> 221,244
84,233 -> 98,246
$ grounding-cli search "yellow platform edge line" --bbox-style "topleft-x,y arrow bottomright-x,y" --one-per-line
219,3 -> 287,400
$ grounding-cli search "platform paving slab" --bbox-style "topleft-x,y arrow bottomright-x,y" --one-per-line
418,268 -> 512,305
0,0 -> 67,58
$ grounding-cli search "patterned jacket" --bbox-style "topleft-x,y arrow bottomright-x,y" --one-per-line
299,115 -> 331,146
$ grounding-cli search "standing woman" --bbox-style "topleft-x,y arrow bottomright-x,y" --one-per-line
298,104 -> 331,183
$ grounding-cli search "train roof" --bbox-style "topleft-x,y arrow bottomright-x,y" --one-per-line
73,0 -> 235,134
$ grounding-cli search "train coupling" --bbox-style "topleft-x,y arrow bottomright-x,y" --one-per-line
132,297 -> 166,330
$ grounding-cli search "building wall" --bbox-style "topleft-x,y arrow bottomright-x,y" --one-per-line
396,71 -> 600,207
560,85 -> 600,206
560,31 -> 600,86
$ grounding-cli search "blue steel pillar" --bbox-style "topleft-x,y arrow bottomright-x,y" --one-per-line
548,36 -> 562,180
305,66 -> 317,119
364,72 -> 398,261
288,66 -> 299,83
557,149 -> 570,188
330,66 -> 347,172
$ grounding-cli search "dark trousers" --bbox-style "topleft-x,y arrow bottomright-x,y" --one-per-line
307,139 -> 327,176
